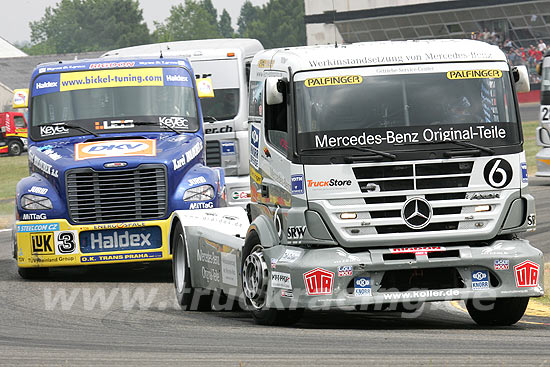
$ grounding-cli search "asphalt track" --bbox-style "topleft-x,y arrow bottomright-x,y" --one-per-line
0,104 -> 548,366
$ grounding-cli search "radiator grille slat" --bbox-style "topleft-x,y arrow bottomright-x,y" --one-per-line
66,165 -> 167,224
206,140 -> 221,167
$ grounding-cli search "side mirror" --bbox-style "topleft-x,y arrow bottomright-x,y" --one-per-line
12,89 -> 29,108
265,77 -> 283,105
513,65 -> 530,93
196,78 -> 215,98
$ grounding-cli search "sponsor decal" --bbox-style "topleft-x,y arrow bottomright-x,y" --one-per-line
303,268 -> 334,295
466,192 -> 500,200
197,248 -> 220,265
271,258 -> 278,269
307,179 -> 352,188
204,124 -> 233,134
40,125 -> 69,137
17,223 -> 60,233
521,162 -> 528,183
338,265 -> 353,277
31,232 -> 55,254
483,158 -> 513,189
41,147 -> 62,161
22,213 -> 47,220
59,68 -> 164,92
257,59 -> 274,68
354,277 -> 372,296
383,289 -> 460,301
188,176 -> 207,186
250,125 -> 260,169
89,61 -> 135,69
92,222 -> 146,230
231,191 -> 249,200
287,226 -> 307,240
527,214 -> 536,227
221,141 -> 235,155
165,74 -> 188,82
514,260 -> 540,287
390,246 -> 445,255
28,186 -> 48,195
281,289 -> 293,298
55,230 -> 79,255
278,249 -> 302,264
36,81 -> 58,89
94,119 -> 134,130
79,227 -> 161,253
189,202 -> 214,209
159,116 -> 190,130
173,140 -> 203,170
250,166 -> 262,185
81,251 -> 162,263
446,70 -> 502,79
75,139 -> 156,160
471,270 -> 490,290
494,259 -> 509,271
271,271 -> 292,290
305,75 -> 362,88
306,125 -> 509,150
221,252 -> 238,286
263,147 -> 271,158
291,174 -> 304,195
29,152 -> 59,178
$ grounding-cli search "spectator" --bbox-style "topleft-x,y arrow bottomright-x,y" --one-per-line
538,39 -> 547,52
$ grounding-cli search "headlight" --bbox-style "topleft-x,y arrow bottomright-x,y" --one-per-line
21,194 -> 52,210
184,185 -> 215,202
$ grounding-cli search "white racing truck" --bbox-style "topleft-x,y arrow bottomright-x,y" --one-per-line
103,39 -> 264,206
169,40 -> 544,326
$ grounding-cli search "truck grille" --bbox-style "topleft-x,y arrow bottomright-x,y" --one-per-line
206,140 -> 221,167
66,164 -> 167,224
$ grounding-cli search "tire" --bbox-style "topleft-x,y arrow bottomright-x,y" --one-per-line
172,222 -> 211,311
8,141 -> 22,156
18,267 -> 49,280
242,231 -> 303,326
466,297 -> 529,326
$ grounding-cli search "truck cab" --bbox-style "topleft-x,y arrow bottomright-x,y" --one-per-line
0,111 -> 28,155
170,40 -> 543,327
102,39 -> 264,206
13,57 -> 225,279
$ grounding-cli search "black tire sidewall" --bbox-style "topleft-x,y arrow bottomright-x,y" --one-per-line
172,223 -> 192,307
8,141 -> 22,156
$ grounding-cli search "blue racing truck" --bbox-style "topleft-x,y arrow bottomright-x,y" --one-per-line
13,58 -> 225,279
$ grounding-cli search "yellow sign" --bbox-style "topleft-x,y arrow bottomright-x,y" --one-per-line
250,166 -> 263,185
196,78 -> 215,98
305,75 -> 363,88
12,89 -> 29,108
60,68 -> 164,91
446,70 -> 502,79
258,59 -> 274,68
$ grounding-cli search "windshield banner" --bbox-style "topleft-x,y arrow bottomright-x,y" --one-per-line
297,122 -> 520,151
32,67 -> 193,96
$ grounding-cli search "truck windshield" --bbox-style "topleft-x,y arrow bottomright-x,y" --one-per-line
191,59 -> 240,121
30,66 -> 198,140
295,62 -> 520,152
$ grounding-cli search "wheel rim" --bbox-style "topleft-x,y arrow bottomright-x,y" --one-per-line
174,234 -> 186,293
242,245 -> 268,309
10,144 -> 20,155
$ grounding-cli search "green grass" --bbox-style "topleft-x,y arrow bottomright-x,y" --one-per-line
521,120 -> 539,175
0,154 -> 29,224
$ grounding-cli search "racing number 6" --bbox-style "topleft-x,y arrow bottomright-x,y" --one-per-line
483,158 -> 513,188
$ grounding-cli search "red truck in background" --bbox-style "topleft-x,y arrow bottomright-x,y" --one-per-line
0,112 -> 27,155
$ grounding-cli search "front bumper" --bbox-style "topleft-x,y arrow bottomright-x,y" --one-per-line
15,217 -> 173,268
263,239 -> 544,309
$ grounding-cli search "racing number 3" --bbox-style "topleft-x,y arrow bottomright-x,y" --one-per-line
483,158 -> 513,188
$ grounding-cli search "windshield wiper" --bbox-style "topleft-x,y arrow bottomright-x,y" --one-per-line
398,140 -> 494,155
300,145 -> 396,160
53,123 -> 99,137
132,121 -> 181,135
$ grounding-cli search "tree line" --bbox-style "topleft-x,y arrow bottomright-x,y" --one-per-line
20,0 -> 306,55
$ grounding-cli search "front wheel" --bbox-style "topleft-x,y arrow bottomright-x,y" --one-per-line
172,223 -> 211,311
8,141 -> 22,156
242,231 -> 303,326
466,297 -> 529,326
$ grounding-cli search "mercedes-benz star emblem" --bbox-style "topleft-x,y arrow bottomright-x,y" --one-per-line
401,197 -> 432,229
